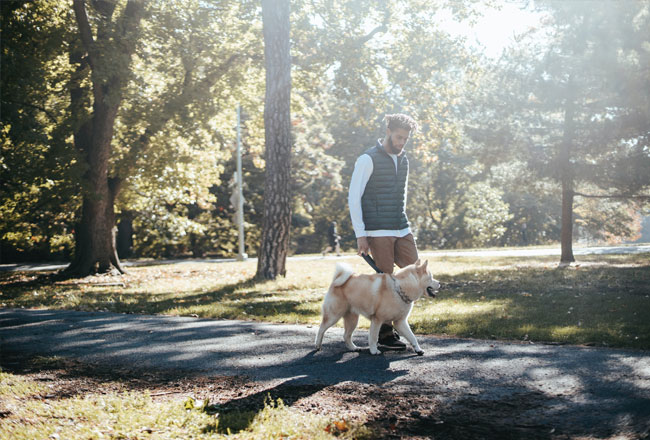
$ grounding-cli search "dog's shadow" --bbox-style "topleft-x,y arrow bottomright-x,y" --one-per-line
310,346 -> 421,358
304,340 -> 416,386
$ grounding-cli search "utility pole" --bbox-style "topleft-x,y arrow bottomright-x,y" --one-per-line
236,104 -> 247,261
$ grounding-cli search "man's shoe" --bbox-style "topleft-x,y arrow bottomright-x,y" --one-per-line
378,331 -> 407,351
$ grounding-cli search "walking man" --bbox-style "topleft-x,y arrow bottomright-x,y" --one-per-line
322,221 -> 342,256
348,113 -> 419,350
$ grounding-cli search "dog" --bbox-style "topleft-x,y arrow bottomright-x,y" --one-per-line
315,259 -> 439,355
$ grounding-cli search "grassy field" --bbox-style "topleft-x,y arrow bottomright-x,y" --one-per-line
0,359 -> 370,440
2,251 -> 649,350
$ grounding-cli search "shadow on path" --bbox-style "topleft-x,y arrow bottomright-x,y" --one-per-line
1,308 -> 649,439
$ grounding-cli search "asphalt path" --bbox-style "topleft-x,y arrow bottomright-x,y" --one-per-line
1,308 -> 649,437
2,243 -> 649,272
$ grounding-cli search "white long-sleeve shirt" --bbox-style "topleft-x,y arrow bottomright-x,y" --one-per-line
348,151 -> 412,238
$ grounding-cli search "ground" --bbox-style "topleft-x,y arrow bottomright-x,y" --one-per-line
3,349 -> 643,440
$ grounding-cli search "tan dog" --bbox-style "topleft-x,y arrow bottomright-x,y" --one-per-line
315,259 -> 440,355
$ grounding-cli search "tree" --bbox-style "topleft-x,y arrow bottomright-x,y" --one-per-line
112,0 -> 263,260
1,1 -> 80,262
467,1 -> 650,263
256,0 -> 292,280
533,1 -> 650,263
66,0 -> 262,275
66,0 -> 145,276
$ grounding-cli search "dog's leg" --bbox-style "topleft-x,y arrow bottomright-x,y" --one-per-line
368,319 -> 383,355
315,299 -> 344,350
393,319 -> 424,356
315,313 -> 338,350
343,312 -> 360,351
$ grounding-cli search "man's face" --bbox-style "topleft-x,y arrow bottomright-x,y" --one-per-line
385,127 -> 411,155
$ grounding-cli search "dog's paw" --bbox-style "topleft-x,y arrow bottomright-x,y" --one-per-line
415,350 -> 424,356
369,348 -> 382,355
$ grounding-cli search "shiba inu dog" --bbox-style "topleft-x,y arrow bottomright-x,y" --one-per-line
315,259 -> 439,355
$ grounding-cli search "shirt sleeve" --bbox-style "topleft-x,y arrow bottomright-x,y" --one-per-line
348,154 -> 373,238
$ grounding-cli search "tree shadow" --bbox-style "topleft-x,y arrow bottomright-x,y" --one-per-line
416,263 -> 650,349
2,308 -> 649,439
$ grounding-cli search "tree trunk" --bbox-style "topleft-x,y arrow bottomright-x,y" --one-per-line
560,183 -> 575,264
559,84 -> 576,265
64,0 -> 143,277
256,0 -> 292,280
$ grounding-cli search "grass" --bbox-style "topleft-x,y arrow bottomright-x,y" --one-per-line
1,251 -> 649,349
0,366 -> 371,440
1,252 -> 649,439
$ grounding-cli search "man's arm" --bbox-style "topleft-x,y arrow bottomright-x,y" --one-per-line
348,154 -> 373,255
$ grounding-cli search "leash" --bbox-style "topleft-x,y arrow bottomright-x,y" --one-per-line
361,253 -> 383,274
362,253 -> 411,304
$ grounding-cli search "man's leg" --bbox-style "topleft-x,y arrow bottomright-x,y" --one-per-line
367,236 -> 406,350
367,236 -> 396,274
394,234 -> 419,268
379,234 -> 418,348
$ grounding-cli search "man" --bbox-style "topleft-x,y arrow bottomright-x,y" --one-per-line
322,221 -> 342,256
348,113 -> 419,350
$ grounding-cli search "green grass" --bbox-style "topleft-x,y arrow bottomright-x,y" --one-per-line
2,252 -> 649,349
0,368 -> 370,440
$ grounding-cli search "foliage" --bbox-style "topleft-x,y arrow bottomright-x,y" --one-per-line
466,0 -> 650,249
0,1 -> 81,261
2,0 -> 648,265
112,0 -> 264,260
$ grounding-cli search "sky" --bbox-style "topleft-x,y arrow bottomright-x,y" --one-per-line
438,2 -> 547,58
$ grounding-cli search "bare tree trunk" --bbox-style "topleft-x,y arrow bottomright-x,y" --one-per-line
559,84 -> 576,265
256,0 -> 292,280
560,183 -> 575,264
64,0 -> 143,277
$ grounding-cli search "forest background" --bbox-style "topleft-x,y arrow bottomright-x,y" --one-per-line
1,0 -> 649,268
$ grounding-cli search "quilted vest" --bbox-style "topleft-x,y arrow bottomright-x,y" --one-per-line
361,142 -> 410,231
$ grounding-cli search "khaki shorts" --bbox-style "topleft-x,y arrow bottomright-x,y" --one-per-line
368,234 -> 419,274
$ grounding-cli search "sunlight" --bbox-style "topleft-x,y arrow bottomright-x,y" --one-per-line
436,2 -> 548,57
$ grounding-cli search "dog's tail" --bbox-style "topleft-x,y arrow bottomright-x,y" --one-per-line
332,262 -> 354,287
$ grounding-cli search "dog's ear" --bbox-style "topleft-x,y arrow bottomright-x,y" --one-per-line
415,259 -> 428,275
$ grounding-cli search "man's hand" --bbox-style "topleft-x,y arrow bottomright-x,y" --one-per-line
356,237 -> 370,256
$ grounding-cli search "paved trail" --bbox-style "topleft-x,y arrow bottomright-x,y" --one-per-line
2,244 -> 649,272
1,308 -> 649,438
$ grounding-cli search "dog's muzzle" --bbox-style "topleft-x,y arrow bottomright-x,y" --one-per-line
426,286 -> 438,298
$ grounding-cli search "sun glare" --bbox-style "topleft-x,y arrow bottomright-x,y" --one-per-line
437,2 -> 547,58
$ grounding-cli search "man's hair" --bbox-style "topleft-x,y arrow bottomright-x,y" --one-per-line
384,113 -> 418,133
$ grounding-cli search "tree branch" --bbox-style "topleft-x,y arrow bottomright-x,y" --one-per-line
355,24 -> 388,46
114,52 -> 242,180
573,191 -> 650,200
117,0 -> 145,55
72,0 -> 95,68
1,99 -> 59,124
93,0 -> 118,42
